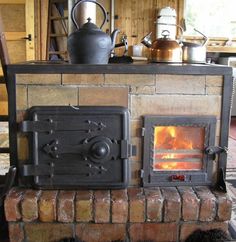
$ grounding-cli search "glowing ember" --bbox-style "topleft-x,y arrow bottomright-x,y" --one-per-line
153,126 -> 204,171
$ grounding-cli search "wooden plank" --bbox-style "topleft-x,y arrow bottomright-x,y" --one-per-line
25,0 -> 35,60
0,0 -> 25,4
0,4 -> 25,32
4,32 -> 26,41
40,0 -> 49,60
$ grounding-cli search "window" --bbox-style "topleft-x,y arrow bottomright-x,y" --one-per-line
184,0 -> 236,37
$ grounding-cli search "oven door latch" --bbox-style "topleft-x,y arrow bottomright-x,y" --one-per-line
205,146 -> 228,161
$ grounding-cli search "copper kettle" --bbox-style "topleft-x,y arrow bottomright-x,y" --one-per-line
141,30 -> 182,63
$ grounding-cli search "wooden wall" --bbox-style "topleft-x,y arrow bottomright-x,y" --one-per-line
114,0 -> 182,46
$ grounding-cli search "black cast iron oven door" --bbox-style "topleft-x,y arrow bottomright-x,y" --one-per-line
19,106 -> 131,189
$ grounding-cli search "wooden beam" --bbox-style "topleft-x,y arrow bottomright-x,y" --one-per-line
40,0 -> 49,60
25,0 -> 35,60
0,0 -> 25,4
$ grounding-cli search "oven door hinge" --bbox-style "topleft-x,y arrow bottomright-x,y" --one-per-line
20,164 -> 53,176
141,127 -> 145,137
19,120 -> 106,133
140,169 -> 144,178
19,120 -> 55,133
121,140 -> 136,158
205,146 -> 228,161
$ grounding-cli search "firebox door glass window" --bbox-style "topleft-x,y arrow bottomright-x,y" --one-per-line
153,126 -> 205,171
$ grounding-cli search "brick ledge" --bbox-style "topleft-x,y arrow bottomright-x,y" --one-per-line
4,186 -> 232,223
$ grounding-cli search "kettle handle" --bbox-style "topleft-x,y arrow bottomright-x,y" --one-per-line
71,0 -> 107,29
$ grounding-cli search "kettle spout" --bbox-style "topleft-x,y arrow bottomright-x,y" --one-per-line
110,29 -> 120,50
141,32 -> 152,48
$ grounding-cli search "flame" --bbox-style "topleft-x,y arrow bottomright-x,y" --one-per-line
153,126 -> 204,171
154,161 -> 202,170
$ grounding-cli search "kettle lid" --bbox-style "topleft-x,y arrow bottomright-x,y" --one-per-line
81,18 -> 100,30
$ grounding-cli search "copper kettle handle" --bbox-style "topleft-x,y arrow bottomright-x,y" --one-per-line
71,0 -> 107,29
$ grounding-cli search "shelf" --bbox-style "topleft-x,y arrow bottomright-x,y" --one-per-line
207,46 -> 236,53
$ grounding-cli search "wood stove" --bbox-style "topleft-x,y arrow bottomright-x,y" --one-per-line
141,115 -> 226,187
19,106 -> 133,189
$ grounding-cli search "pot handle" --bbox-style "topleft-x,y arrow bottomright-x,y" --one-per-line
194,28 -> 208,46
71,0 -> 107,30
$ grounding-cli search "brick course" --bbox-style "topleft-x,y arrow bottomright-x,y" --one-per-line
78,86 -> 129,107
128,188 -> 145,222
178,186 -> 200,221
94,190 -> 110,223
156,74 -> 206,94
8,223 -> 24,242
4,188 -> 24,221
57,191 -> 76,223
129,223 -> 178,242
4,186 -> 232,242
195,186 -> 217,222
161,187 -> 181,222
21,190 -> 41,222
24,223 -> 74,242
111,189 -> 128,223
144,188 -> 163,222
62,73 -> 104,85
16,74 -> 61,85
76,224 -> 126,242
75,190 -> 93,222
213,190 -> 232,221
38,190 -> 58,222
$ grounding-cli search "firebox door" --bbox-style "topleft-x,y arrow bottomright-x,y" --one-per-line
142,115 -> 217,187
19,106 -> 132,189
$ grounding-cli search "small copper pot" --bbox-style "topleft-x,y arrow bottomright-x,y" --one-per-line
142,31 -> 182,63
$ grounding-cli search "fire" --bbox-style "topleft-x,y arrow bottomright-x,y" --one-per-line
153,126 -> 204,171
154,126 -> 194,150
154,161 -> 202,170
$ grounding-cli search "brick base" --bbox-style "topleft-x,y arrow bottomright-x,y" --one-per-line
4,186 -> 232,242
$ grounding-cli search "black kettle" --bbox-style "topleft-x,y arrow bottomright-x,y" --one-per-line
67,0 -> 119,64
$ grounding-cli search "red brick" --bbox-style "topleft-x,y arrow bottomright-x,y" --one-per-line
94,190 -> 110,223
180,222 -> 229,242
111,189 -> 128,223
24,223 -> 73,242
144,188 -> 163,222
57,191 -> 75,223
8,223 -> 24,242
21,189 -> 41,222
128,188 -> 145,222
213,190 -> 232,221
75,190 -> 93,222
161,187 -> 181,222
129,223 -> 178,242
195,186 -> 216,221
38,190 -> 58,222
4,188 -> 24,221
75,223 -> 126,242
178,186 -> 200,221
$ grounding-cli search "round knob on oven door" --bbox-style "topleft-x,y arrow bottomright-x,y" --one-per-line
90,141 -> 110,160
